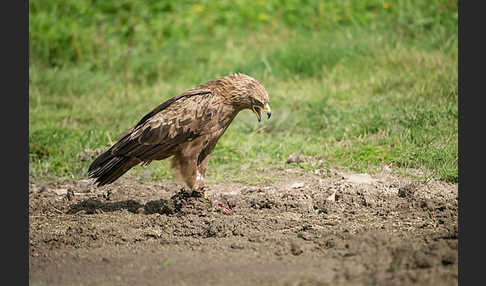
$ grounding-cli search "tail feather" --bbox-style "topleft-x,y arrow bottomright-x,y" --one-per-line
88,150 -> 140,186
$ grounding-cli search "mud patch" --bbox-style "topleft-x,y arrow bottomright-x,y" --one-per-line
29,169 -> 458,286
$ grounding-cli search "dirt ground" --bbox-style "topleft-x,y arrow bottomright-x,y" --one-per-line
29,166 -> 458,286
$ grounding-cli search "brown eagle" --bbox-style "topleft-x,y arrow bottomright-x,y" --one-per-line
88,73 -> 271,193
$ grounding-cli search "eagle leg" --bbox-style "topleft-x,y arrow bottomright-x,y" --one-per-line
196,154 -> 211,190
172,153 -> 204,196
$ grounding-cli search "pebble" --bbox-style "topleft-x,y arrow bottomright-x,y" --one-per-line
52,188 -> 68,196
344,174 -> 375,185
289,182 -> 305,189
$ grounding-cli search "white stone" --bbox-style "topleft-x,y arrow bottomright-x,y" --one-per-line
52,188 -> 68,196
289,182 -> 305,189
344,174 -> 374,185
326,190 -> 337,202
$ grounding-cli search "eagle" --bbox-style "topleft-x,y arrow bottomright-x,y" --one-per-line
88,73 -> 271,194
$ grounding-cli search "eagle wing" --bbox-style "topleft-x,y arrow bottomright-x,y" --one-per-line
114,89 -> 215,159
88,88 -> 222,185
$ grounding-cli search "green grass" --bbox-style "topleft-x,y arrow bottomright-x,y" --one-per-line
29,0 -> 458,184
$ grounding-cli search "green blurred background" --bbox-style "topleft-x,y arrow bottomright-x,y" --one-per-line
29,0 -> 458,184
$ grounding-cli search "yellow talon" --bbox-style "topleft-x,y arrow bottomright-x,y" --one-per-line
204,194 -> 211,201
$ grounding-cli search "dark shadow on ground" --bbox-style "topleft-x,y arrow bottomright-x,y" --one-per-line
66,189 -> 209,215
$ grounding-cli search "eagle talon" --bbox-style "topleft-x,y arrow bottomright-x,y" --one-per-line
198,185 -> 208,192
189,190 -> 204,198
179,188 -> 200,199
204,194 -> 211,201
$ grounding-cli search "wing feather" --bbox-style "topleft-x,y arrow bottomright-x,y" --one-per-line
108,88 -> 216,161
134,88 -> 211,128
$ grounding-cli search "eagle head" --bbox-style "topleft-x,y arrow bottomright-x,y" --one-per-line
228,73 -> 272,122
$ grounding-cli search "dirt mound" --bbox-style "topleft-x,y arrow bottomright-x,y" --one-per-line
29,168 -> 457,285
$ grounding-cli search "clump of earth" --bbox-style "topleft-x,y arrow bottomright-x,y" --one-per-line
29,166 -> 457,286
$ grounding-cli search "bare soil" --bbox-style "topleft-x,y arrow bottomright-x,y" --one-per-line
29,167 -> 457,286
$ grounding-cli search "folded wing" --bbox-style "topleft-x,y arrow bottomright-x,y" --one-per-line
88,88 -> 214,186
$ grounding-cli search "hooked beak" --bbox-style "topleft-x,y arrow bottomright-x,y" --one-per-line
252,103 -> 272,122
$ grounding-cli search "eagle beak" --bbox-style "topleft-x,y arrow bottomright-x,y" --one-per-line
252,103 -> 271,122
264,103 -> 272,119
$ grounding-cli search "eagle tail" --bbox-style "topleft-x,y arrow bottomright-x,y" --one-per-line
88,151 -> 140,186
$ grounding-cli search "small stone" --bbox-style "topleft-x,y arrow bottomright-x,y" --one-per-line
290,182 -> 305,189
326,190 -> 337,202
53,188 -> 68,196
344,174 -> 374,185
231,243 -> 244,249
297,232 -> 312,241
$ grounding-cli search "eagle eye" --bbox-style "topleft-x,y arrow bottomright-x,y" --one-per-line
252,99 -> 264,108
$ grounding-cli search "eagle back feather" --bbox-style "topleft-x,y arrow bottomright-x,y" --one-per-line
110,88 -> 225,160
